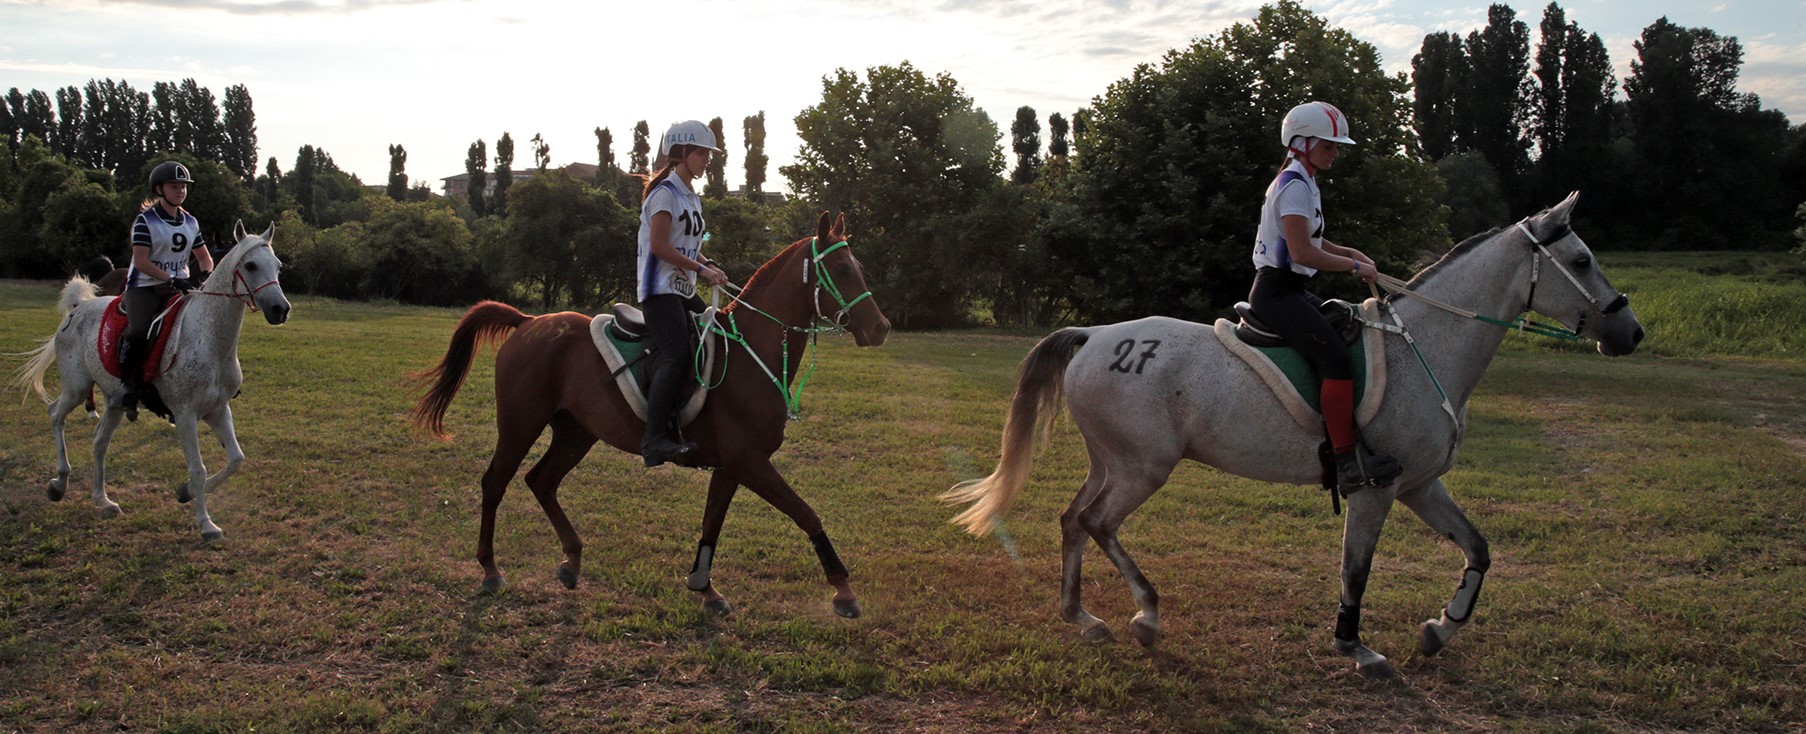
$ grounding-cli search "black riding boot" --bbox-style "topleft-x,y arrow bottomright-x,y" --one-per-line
114,335 -> 148,422
1335,444 -> 1402,493
640,354 -> 698,467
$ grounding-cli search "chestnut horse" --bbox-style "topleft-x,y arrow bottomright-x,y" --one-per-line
412,212 -> 890,617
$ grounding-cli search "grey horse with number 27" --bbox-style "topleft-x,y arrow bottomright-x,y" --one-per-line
944,193 -> 1644,677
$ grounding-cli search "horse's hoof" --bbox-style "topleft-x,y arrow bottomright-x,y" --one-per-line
98,503 -> 122,519
1081,623 -> 1115,644
201,529 -> 224,542
1130,617 -> 1160,648
832,598 -> 862,619
556,564 -> 578,590
1418,620 -> 1448,656
480,576 -> 506,594
703,598 -> 733,616
47,479 -> 64,502
1358,658 -> 1398,680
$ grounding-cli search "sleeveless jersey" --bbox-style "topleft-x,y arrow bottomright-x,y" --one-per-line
636,177 -> 707,302
126,206 -> 204,289
1251,160 -> 1324,276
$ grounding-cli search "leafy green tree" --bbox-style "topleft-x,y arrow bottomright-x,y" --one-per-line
1048,112 -> 1069,158
36,164 -> 119,273
493,132 -> 515,218
784,61 -> 1006,328
221,84 -> 257,182
504,171 -> 637,308
1463,4 -> 1532,198
20,90 -> 54,146
743,112 -> 768,196
630,120 -> 650,175
1435,151 -> 1509,240
176,79 -> 222,160
704,195 -> 783,278
1527,4 -> 1616,224
594,126 -> 616,185
1,89 -> 19,147
1411,31 -> 1467,160
1,136 -> 89,277
1624,17 -> 1794,248
359,198 -> 488,305
1010,105 -> 1042,185
81,79 -> 151,184
1051,0 -> 1445,322
148,82 -> 177,155
53,86 -> 83,161
705,117 -> 728,199
387,144 -> 408,201
465,139 -> 487,219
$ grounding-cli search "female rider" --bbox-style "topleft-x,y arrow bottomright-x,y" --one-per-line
635,120 -> 729,467
117,160 -> 213,421
1248,102 -> 1401,492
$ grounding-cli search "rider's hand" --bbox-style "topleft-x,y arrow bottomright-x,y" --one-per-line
697,264 -> 728,286
169,277 -> 195,292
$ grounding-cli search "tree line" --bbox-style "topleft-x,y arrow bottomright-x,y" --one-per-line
0,1 -> 1800,329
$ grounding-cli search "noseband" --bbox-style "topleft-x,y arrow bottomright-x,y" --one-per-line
1514,220 -> 1630,337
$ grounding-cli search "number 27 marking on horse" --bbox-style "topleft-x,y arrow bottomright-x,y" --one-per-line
1108,339 -> 1160,374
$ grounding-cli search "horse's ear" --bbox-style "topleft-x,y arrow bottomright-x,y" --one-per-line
232,219 -> 248,242
832,213 -> 846,240
1540,191 -> 1581,230
261,223 -> 276,248
817,210 -> 832,241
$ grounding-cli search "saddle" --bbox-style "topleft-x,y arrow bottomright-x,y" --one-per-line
1232,299 -> 1364,348
589,303 -> 719,426
97,295 -> 188,383
1213,298 -> 1389,435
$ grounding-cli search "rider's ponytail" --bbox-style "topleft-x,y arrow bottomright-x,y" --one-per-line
638,145 -> 690,203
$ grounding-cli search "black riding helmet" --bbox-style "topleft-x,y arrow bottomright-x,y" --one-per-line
149,161 -> 193,196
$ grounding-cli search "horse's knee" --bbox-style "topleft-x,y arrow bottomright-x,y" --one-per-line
1470,537 -> 1491,572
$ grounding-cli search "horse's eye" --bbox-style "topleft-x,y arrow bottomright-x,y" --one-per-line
246,262 -> 259,273
1574,256 -> 1591,270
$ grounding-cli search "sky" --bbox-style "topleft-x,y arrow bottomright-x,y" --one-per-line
2,0 -> 1802,196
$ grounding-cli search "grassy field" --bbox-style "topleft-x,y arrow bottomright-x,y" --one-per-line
1,254 -> 1803,732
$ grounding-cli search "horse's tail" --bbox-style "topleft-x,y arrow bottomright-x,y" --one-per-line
942,327 -> 1092,536
11,277 -> 96,404
410,300 -> 532,439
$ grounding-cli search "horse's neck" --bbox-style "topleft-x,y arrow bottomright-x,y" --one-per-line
726,247 -> 816,385
1394,238 -> 1534,409
179,292 -> 248,365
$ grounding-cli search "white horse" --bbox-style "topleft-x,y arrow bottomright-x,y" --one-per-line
13,222 -> 290,541
944,193 -> 1644,677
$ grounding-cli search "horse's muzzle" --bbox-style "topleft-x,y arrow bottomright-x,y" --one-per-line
264,302 -> 291,325
853,317 -> 891,347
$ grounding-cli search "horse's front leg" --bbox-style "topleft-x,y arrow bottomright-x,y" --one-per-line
1335,484 -> 1399,678
1399,478 -> 1490,657
737,457 -> 861,618
188,403 -> 245,503
172,411 -> 222,541
689,469 -> 739,616
87,397 -> 128,517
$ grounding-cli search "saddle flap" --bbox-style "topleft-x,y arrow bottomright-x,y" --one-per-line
1234,299 -> 1362,348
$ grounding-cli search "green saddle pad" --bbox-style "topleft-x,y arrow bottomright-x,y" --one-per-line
604,325 -> 652,389
1251,338 -> 1368,412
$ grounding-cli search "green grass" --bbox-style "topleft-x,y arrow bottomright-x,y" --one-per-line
1,268 -> 1804,732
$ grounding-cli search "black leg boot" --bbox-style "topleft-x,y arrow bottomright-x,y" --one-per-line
640,354 -> 698,467
114,335 -> 147,422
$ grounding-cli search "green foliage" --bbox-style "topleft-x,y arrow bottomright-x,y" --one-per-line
1053,0 -> 1446,322
704,117 -> 728,199
630,120 -> 649,175
493,132 -> 514,218
743,111 -> 768,195
1608,251 -> 1806,358
784,61 -> 1005,328
358,198 -> 490,306
386,144 -> 407,201
36,173 -> 120,271
704,195 -> 785,279
1437,151 -> 1508,241
464,140 -> 487,219
1010,105 -> 1041,185
1462,4 -> 1533,194
502,170 -> 636,309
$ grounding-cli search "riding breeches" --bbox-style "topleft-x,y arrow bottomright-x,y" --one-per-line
1247,267 -> 1353,381
122,285 -> 176,341
640,294 -> 699,435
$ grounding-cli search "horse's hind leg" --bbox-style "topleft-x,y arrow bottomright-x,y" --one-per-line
1072,460 -> 1174,648
1334,484 -> 1400,678
690,469 -> 739,615
1398,478 -> 1490,657
47,388 -> 84,503
521,413 -> 596,590
1059,467 -> 1113,642
192,403 -> 245,503
476,418 -> 541,593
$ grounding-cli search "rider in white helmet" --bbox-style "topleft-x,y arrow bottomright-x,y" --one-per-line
634,120 -> 730,467
1248,101 -> 1401,492
116,160 -> 214,421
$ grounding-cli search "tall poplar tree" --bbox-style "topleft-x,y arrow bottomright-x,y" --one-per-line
1463,4 -> 1532,197
493,132 -> 515,218
704,116 -> 728,199
387,144 -> 408,201
1048,112 -> 1069,158
630,121 -> 650,175
465,140 -> 488,218
53,86 -> 82,161
742,111 -> 768,196
221,84 -> 257,182
1412,31 -> 1467,161
1010,105 -> 1042,184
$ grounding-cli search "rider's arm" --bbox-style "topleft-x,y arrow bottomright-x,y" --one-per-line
1284,216 -> 1378,283
192,235 -> 215,274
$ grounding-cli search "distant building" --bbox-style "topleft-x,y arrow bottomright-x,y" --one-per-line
729,185 -> 786,205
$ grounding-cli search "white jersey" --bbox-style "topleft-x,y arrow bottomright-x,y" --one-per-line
1251,159 -> 1324,275
126,205 -> 204,289
636,176 -> 707,301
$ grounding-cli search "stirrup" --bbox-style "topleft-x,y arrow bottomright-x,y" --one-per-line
641,439 -> 699,468
1336,447 -> 1401,492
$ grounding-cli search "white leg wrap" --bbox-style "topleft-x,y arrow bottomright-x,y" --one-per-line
1446,567 -> 1484,622
686,545 -> 714,592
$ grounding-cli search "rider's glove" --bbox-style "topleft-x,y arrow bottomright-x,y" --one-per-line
169,277 -> 195,292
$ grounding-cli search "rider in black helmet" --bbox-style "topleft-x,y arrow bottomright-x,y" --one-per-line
115,160 -> 214,421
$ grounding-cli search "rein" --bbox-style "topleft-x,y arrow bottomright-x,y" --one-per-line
697,237 -> 873,420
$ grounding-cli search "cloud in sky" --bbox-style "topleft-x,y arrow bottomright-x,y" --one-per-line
2,0 -> 1800,191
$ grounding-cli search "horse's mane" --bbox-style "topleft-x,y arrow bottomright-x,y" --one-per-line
721,236 -> 813,315
1400,225 -> 1507,293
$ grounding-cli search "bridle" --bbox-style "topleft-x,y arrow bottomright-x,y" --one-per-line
187,240 -> 281,311
1512,220 -> 1629,339
804,237 -> 873,329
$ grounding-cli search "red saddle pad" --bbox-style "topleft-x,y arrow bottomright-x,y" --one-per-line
98,295 -> 188,382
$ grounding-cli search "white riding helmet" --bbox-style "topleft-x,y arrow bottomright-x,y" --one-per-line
1280,101 -> 1355,152
660,120 -> 721,157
